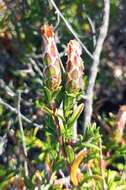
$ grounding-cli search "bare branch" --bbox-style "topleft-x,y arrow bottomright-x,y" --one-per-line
0,79 -> 16,97
49,0 -> 93,59
17,91 -> 29,177
29,58 -> 44,79
0,97 -> 43,129
87,15 -> 96,47
59,169 -> 70,189
54,10 -> 60,30
54,176 -> 70,187
83,0 -> 110,130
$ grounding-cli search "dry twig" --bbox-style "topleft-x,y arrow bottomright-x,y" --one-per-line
29,58 -> 44,79
17,91 -> 29,177
84,0 -> 110,130
49,0 -> 93,59
87,15 -> 96,47
0,96 -> 43,129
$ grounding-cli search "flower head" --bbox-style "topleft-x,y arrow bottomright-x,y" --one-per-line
40,24 -> 61,91
66,40 -> 84,93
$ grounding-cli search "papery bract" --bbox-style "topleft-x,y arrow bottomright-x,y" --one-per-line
66,40 -> 84,93
40,24 -> 61,91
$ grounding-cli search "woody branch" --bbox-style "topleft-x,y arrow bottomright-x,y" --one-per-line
84,0 -> 110,131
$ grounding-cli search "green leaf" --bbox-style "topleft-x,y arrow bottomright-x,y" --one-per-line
53,159 -> 65,171
63,91 -> 75,118
36,100 -> 53,115
65,91 -> 76,98
81,142 -> 100,151
66,145 -> 75,164
44,86 -> 52,104
67,103 -> 84,127
42,105 -> 53,115
52,86 -> 62,100
45,126 -> 57,137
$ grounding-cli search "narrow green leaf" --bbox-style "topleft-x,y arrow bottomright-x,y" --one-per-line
66,145 -> 75,164
67,103 -> 84,127
44,86 -> 52,103
42,105 -> 53,115
52,86 -> 62,100
82,142 -> 100,151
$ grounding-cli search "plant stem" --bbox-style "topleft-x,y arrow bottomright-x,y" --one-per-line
52,104 -> 66,157
99,138 -> 107,190
73,101 -> 77,142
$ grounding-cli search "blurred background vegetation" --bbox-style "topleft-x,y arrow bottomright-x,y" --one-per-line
1,0 -> 126,189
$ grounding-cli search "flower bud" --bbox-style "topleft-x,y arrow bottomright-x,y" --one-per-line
40,24 -> 61,91
66,40 -> 84,93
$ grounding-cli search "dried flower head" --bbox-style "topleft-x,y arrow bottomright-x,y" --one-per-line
40,24 -> 61,91
66,40 -> 84,93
